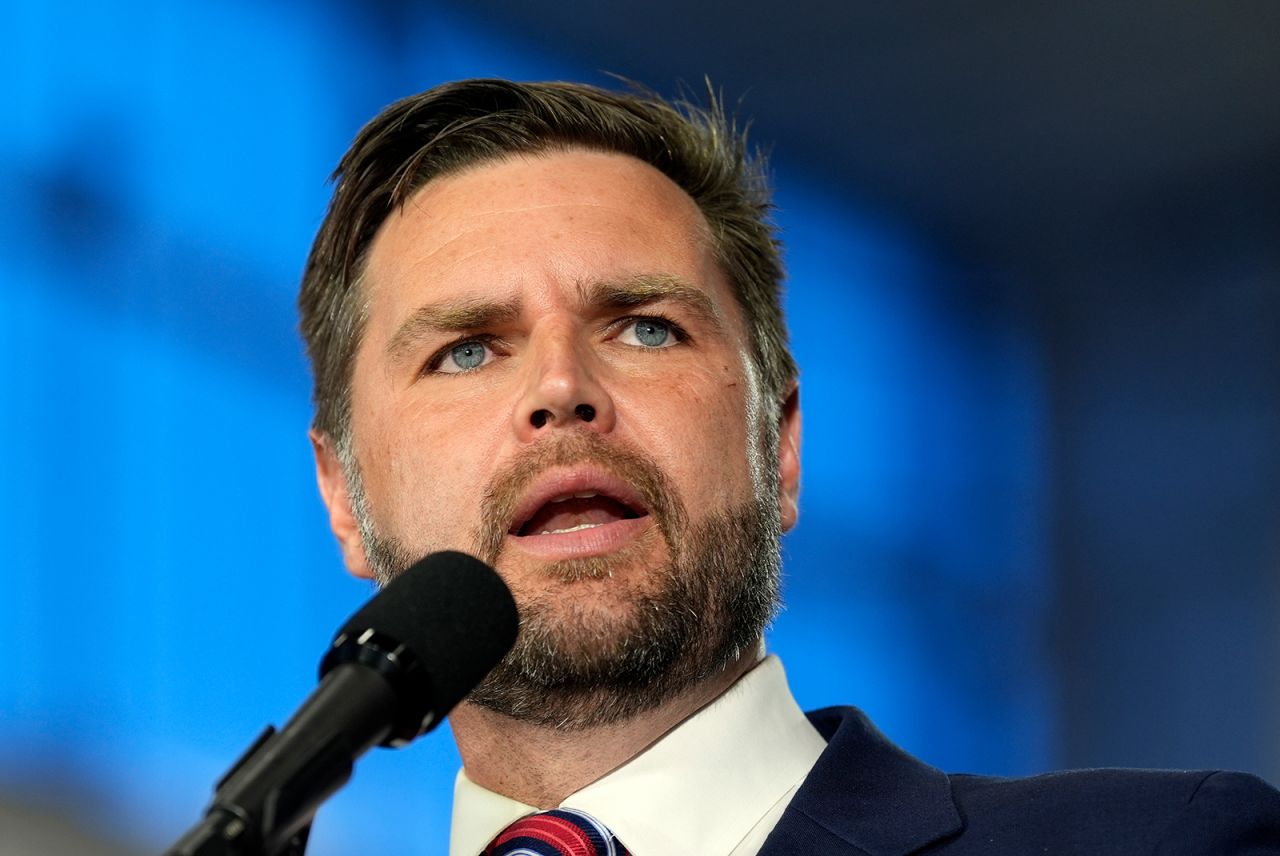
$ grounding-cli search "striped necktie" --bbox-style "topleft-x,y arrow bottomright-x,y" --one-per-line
483,807 -> 631,856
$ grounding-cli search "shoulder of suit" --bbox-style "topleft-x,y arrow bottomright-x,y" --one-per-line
802,705 -> 1280,853
945,767 -> 1280,851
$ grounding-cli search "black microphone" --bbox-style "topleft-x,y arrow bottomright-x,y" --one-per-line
164,551 -> 518,856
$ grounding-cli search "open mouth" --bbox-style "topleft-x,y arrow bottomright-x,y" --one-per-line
506,469 -> 652,542
514,491 -> 645,537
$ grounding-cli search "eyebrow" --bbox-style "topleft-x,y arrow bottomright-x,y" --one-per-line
582,274 -> 727,332
384,274 -> 727,365
385,296 -> 522,364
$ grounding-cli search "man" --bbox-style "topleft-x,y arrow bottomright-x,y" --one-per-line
299,79 -> 1280,854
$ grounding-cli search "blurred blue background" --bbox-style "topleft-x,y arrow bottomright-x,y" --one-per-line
3,1 -> 1277,853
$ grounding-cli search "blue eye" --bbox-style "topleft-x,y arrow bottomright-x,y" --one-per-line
619,317 -> 677,348
634,319 -> 669,346
435,340 -> 490,373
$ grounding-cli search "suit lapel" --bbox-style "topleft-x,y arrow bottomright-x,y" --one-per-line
759,707 -> 962,856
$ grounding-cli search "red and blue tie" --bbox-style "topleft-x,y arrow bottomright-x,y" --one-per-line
483,807 -> 631,856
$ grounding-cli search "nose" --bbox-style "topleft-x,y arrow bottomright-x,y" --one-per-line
513,329 -> 617,442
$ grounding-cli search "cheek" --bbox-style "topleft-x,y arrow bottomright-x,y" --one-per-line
361,394 -> 508,537
621,364 -> 757,505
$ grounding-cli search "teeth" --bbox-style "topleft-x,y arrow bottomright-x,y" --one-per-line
540,522 -> 604,535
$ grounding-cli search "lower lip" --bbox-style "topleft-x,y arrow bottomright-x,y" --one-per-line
506,515 -> 654,560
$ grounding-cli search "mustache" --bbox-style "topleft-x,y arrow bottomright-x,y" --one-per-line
472,431 -> 687,565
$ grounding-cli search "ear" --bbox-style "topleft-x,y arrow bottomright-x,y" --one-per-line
310,429 -> 375,580
777,382 -> 801,532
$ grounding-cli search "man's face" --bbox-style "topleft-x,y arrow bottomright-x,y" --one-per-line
313,149 -> 800,726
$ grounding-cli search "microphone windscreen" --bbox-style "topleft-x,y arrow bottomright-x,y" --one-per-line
333,550 -> 518,725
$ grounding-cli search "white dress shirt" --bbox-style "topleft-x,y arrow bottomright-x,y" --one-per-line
450,655 -> 827,856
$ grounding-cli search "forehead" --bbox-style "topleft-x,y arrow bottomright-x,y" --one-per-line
360,149 -> 733,321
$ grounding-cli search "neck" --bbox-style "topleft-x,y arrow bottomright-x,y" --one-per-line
449,644 -> 762,808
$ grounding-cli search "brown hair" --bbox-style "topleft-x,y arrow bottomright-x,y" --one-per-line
298,78 -> 795,444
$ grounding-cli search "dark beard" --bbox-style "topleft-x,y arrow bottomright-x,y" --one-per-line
360,433 -> 782,730
468,499 -> 780,729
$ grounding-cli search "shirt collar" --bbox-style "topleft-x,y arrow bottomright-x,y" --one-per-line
450,654 -> 826,856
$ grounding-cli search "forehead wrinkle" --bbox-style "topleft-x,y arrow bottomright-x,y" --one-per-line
380,199 -> 641,288
384,296 -> 523,364
459,200 -> 633,217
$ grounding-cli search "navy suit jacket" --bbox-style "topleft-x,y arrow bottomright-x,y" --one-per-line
759,706 -> 1280,855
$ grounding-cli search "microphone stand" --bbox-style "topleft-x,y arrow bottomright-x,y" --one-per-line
164,781 -> 312,856
163,661 -> 408,856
